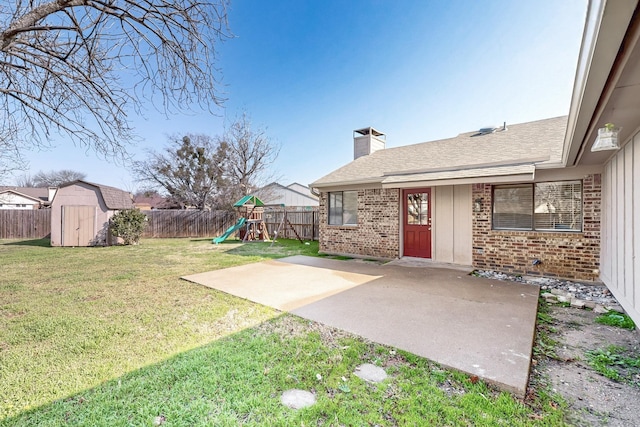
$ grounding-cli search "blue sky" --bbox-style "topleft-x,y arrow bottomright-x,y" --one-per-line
15,0 -> 587,191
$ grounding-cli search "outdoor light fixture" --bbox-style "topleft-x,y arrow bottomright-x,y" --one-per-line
591,123 -> 621,152
474,198 -> 483,213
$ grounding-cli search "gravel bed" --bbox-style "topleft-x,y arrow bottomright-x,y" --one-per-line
472,270 -> 620,307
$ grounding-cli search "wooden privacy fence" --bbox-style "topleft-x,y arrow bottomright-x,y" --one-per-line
141,210 -> 236,238
263,210 -> 319,241
0,208 -> 319,240
0,209 -> 51,239
143,209 -> 319,240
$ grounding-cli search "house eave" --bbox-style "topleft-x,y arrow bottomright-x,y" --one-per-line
381,174 -> 535,189
381,164 -> 536,188
0,190 -> 44,204
382,156 -> 549,177
563,0 -> 639,166
310,177 -> 383,190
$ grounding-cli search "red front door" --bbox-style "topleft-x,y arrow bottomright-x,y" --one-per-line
403,189 -> 432,258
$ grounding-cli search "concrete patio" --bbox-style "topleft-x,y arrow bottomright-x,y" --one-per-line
182,255 -> 539,396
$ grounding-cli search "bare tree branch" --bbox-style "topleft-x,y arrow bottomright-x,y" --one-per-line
0,117 -> 26,182
133,115 -> 280,210
32,168 -> 86,186
1,0 -> 230,180
219,112 -> 281,198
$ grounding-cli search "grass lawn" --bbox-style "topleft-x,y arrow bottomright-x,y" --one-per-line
0,238 -> 565,426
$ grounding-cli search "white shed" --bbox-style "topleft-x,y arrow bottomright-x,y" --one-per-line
50,180 -> 134,247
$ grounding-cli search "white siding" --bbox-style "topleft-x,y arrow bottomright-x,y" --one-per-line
601,131 -> 640,326
433,185 -> 472,265
0,192 -> 39,209
259,186 -> 318,207
287,183 -> 314,197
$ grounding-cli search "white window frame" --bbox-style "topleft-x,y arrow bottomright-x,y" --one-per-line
328,191 -> 358,226
492,181 -> 582,232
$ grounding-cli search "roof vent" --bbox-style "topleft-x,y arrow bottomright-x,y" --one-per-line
474,122 -> 507,137
478,126 -> 498,135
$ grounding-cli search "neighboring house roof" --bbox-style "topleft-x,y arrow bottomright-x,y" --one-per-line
286,183 -> 318,199
133,195 -> 180,210
256,182 -> 319,206
0,189 -> 42,203
311,116 -> 567,189
55,180 -> 134,209
0,186 -> 49,202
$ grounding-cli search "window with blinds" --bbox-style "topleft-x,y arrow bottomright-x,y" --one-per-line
493,185 -> 533,229
534,181 -> 582,231
492,181 -> 582,232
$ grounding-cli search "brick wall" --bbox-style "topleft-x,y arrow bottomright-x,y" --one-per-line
319,188 -> 399,259
472,174 -> 601,280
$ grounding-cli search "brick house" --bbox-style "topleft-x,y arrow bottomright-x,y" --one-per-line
311,117 -> 602,282
311,1 -> 640,327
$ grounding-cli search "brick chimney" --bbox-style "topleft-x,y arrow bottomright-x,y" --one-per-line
353,127 -> 385,160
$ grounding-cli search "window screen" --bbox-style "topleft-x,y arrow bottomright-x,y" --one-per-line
328,191 -> 358,225
493,185 -> 533,230
493,181 -> 582,232
328,192 -> 343,225
534,181 -> 582,231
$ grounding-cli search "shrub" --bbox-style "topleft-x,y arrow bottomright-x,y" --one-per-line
109,209 -> 148,245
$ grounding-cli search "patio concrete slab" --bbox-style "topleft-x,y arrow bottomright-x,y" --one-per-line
182,255 -> 539,396
182,259 -> 382,311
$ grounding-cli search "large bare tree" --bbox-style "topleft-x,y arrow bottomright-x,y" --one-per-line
219,113 -> 280,199
133,115 -> 280,210
133,134 -> 228,210
34,169 -> 86,186
1,0 -> 230,174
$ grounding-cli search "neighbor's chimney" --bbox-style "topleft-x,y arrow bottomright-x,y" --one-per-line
47,187 -> 57,203
353,127 -> 386,160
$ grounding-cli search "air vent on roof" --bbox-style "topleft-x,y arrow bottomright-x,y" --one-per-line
474,122 -> 507,137
478,126 -> 499,135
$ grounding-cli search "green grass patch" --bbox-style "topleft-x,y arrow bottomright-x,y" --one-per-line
595,311 -> 637,330
0,238 -> 312,421
0,238 -> 567,425
533,299 -> 559,360
213,237 -> 319,259
585,345 -> 640,386
2,316 -> 566,426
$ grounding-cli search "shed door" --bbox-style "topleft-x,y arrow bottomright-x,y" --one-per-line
62,206 -> 97,247
403,189 -> 432,258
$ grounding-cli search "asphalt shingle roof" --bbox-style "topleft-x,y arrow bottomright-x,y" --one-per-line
59,180 -> 134,209
0,187 -> 49,202
311,116 -> 567,188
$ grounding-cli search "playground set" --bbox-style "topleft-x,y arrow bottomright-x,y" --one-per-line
212,195 -> 302,244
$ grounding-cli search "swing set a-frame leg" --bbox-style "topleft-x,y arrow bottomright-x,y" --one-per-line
270,213 -> 286,247
269,211 -> 303,246
287,218 -> 304,244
